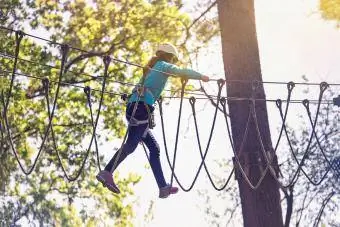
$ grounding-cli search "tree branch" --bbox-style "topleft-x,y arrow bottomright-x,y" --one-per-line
63,33 -> 128,74
187,0 -> 218,31
282,186 -> 294,227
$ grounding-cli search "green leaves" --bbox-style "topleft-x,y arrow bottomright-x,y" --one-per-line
1,0 -> 203,225
320,0 -> 340,25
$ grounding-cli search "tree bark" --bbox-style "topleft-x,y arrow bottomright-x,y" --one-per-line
217,0 -> 283,226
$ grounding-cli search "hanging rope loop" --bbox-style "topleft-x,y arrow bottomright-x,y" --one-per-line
168,77 -> 188,186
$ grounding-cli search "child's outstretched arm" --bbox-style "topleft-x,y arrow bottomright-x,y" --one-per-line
162,61 -> 210,82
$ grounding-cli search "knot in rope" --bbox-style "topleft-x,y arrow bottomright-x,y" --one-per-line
275,99 -> 282,108
15,30 -> 25,43
287,81 -> 295,91
84,86 -> 91,98
42,78 -> 49,94
320,82 -> 329,92
121,93 -> 128,101
217,78 -> 225,89
220,97 -> 226,107
302,99 -> 309,108
189,96 -> 196,115
60,44 -> 69,60
189,96 -> 196,105
103,55 -> 111,66
302,99 -> 312,116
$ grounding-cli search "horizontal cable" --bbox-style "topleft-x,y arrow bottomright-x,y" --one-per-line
0,51 -> 206,96
1,26 -> 339,86
0,69 -> 335,104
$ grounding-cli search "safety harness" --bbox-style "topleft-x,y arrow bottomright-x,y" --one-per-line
122,71 -> 156,132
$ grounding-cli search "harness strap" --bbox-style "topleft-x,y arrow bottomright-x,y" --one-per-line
126,115 -> 149,126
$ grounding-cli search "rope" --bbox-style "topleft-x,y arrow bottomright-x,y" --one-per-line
220,89 -> 272,190
3,31 -> 24,111
249,79 -> 289,188
85,86 -> 102,172
169,78 -> 187,186
0,68 -> 336,104
48,56 -> 109,181
158,80 -> 203,191
273,82 -> 295,152
0,51 -> 207,98
303,98 -> 340,176
1,26 -> 340,86
109,71 -> 148,174
158,80 -> 234,191
251,81 -> 337,190
0,69 -> 124,98
2,42 -> 68,175
189,80 -> 234,191
1,25 -> 338,191
251,98 -> 284,187
275,83 -> 332,187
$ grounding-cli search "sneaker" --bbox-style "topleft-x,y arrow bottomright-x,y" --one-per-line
159,184 -> 179,198
96,170 -> 120,194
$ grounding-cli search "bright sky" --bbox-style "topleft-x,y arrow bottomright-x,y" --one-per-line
104,0 -> 340,226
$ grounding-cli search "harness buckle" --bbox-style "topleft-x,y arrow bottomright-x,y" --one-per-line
149,111 -> 156,129
136,85 -> 145,97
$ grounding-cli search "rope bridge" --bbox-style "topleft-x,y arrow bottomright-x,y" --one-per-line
0,27 -> 339,194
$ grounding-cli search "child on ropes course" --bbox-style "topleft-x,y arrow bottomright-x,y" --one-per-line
96,43 -> 210,198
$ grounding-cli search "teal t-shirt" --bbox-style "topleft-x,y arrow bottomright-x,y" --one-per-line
128,60 -> 203,105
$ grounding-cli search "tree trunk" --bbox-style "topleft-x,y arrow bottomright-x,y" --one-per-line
217,0 -> 283,226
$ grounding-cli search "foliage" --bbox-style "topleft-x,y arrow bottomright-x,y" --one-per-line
320,0 -> 340,26
0,0 -> 214,225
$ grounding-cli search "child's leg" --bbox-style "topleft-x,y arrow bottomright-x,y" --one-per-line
142,130 -> 167,188
105,102 -> 149,173
104,123 -> 148,173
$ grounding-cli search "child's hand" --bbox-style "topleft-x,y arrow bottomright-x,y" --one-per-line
201,75 -> 210,82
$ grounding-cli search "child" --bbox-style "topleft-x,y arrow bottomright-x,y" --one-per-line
96,43 -> 210,198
